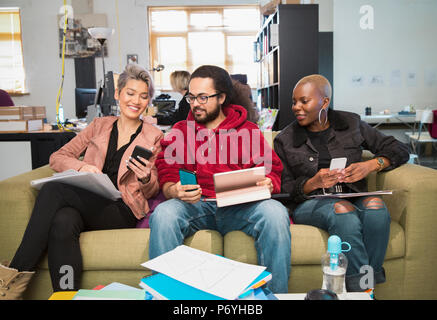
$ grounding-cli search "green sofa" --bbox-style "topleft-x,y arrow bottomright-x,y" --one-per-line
1,161 -> 437,300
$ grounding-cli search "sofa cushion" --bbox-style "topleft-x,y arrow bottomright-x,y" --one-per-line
38,222 -> 404,270
39,229 -> 223,271
224,221 -> 405,265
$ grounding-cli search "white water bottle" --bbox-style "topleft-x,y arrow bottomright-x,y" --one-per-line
321,235 -> 351,295
58,104 -> 64,124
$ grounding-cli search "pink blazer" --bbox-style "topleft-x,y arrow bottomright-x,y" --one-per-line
49,116 -> 164,219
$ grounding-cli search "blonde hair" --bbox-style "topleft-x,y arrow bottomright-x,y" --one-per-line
117,64 -> 155,103
170,70 -> 190,92
295,74 -> 332,100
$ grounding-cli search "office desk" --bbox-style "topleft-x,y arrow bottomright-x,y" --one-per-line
360,114 -> 416,129
0,131 -> 76,180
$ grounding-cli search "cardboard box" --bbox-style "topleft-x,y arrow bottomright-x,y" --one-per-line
0,119 -> 44,132
0,107 -> 26,120
29,106 -> 47,120
27,119 -> 44,131
0,106 -> 46,121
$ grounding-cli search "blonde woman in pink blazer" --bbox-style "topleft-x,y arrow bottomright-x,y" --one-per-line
0,64 -> 163,299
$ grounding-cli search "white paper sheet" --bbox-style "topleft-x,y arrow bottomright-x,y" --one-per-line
142,245 -> 266,300
30,170 -> 121,200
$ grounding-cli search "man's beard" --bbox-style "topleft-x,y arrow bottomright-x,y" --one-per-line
192,103 -> 221,124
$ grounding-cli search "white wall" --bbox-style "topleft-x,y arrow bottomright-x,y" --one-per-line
10,0 -> 436,121
333,0 -> 437,115
2,0 -> 76,122
6,0 -> 259,122
314,0 -> 333,32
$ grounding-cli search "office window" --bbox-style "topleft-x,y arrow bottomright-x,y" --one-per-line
149,6 -> 260,89
0,8 -> 25,94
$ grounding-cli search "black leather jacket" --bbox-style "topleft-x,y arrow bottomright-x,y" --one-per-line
273,109 -> 409,210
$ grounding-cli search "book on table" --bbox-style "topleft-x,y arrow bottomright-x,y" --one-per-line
213,166 -> 271,207
139,270 -> 272,300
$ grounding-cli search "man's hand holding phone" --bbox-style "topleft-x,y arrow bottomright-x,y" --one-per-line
168,181 -> 202,204
173,169 -> 202,203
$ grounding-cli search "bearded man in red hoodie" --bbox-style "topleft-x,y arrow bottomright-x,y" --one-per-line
150,65 -> 291,293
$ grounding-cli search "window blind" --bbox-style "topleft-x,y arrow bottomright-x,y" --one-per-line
0,8 -> 25,93
149,6 -> 260,89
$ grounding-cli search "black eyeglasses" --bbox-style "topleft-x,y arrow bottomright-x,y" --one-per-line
185,92 -> 221,104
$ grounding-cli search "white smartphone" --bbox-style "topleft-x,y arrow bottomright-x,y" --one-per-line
329,157 -> 347,171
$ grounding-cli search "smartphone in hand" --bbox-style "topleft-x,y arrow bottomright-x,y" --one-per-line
179,168 -> 198,192
131,145 -> 153,166
329,157 -> 347,171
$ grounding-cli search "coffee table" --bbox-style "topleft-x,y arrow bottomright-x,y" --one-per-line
275,292 -> 372,300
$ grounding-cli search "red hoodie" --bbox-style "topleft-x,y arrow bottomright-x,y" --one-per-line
156,104 -> 283,198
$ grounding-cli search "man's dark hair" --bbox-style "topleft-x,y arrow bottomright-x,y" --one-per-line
190,65 -> 234,107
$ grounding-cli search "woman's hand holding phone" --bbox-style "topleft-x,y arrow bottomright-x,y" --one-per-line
127,145 -> 154,184
127,155 -> 152,184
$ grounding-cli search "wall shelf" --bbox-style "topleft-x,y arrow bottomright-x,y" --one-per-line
255,4 -> 319,130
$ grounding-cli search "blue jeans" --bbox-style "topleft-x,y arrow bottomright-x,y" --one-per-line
149,198 -> 291,293
291,197 -> 390,292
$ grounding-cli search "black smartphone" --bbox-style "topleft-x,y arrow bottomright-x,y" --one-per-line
131,145 -> 153,166
179,168 -> 198,192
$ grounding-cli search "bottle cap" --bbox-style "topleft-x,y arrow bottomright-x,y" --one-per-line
327,235 -> 351,254
305,289 -> 338,300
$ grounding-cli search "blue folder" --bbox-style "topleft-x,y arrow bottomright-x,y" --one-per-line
139,273 -> 224,300
139,270 -> 271,300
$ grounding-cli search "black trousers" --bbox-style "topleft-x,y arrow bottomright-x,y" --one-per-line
10,181 -> 137,291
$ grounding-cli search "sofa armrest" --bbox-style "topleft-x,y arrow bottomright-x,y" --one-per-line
375,163 -> 437,298
375,164 -> 437,226
0,165 -> 54,260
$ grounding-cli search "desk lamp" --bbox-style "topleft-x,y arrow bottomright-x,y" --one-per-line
88,27 -> 114,79
87,27 -> 114,118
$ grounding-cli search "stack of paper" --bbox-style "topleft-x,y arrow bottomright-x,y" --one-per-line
139,270 -> 271,300
73,282 -> 148,300
30,169 -> 121,200
48,282 -> 150,300
140,245 -> 271,300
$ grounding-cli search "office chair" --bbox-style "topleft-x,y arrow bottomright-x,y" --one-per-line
406,109 -> 437,165
0,89 -> 14,106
